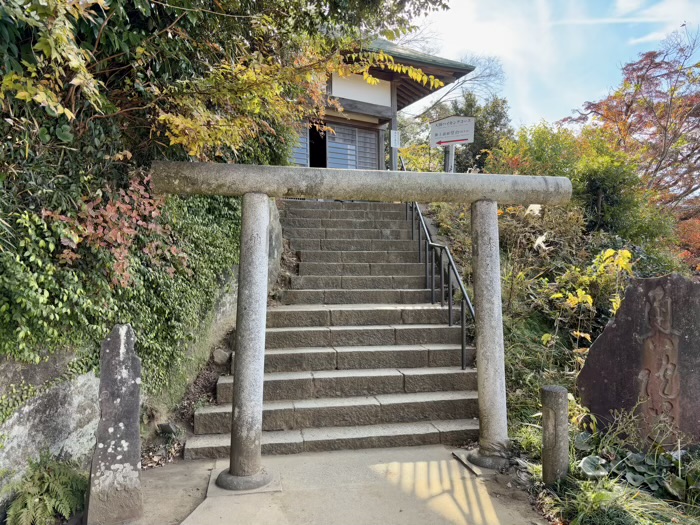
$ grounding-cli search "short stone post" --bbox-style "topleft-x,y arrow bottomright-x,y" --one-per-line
467,200 -> 510,469
541,386 -> 569,485
216,192 -> 272,491
85,325 -> 143,525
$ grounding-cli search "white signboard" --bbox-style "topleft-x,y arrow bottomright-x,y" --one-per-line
390,130 -> 401,148
430,116 -> 475,148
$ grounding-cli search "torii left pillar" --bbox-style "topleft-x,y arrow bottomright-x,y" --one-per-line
215,192 -> 272,490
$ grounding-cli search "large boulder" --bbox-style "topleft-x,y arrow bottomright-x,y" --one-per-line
577,274 -> 700,443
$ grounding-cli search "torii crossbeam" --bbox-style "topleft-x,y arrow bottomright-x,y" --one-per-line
151,162 -> 572,490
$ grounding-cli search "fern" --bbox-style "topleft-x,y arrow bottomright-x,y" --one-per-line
2,451 -> 88,525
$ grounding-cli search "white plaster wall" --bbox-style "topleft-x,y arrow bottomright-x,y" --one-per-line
331,73 -> 391,107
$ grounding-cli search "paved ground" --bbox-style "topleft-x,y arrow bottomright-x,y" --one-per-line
154,445 -> 547,525
132,458 -> 214,525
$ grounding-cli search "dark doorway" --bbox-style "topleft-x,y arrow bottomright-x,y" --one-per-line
309,128 -> 327,168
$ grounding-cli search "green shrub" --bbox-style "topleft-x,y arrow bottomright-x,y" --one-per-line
0,211 -> 112,362
2,452 -> 88,525
533,247 -> 634,348
574,153 -> 674,245
553,478 -> 697,525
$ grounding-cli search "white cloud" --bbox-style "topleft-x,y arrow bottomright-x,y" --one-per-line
615,0 -> 647,15
630,0 -> 700,43
403,0 -> 700,126
554,0 -> 700,43
553,16 -> 662,25
628,30 -> 671,44
408,0 -> 561,125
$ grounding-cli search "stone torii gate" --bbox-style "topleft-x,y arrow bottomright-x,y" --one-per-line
151,163 -> 572,490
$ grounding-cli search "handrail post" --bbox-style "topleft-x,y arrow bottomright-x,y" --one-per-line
430,247 -> 436,304
460,300 -> 466,369
424,238 -> 429,283
418,225 -> 422,263
439,248 -> 445,307
411,203 -> 415,240
467,199 -> 510,469
448,269 -> 453,326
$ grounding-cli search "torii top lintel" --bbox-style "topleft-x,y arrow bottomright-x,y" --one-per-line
151,162 -> 572,206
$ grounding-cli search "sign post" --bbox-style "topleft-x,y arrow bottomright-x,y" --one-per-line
430,116 -> 475,174
444,144 -> 456,173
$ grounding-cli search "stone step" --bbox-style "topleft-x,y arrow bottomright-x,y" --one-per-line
289,239 -> 417,252
184,419 -> 479,458
195,391 -> 478,434
279,288 -> 433,305
290,275 -> 426,290
282,201 -> 405,211
217,366 -> 476,402
265,324 -> 461,349
283,227 -> 412,241
282,218 -> 412,230
263,344 -> 474,373
297,250 -> 419,263
283,209 -> 407,220
298,262 -> 424,277
267,304 -> 452,328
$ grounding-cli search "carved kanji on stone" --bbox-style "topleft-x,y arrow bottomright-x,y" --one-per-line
578,275 -> 700,445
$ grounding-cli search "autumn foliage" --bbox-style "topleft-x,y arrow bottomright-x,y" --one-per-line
0,0 -> 450,382
678,218 -> 700,271
569,31 -> 700,217
43,175 -> 182,287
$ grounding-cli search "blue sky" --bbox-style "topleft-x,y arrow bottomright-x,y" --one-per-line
404,0 -> 700,126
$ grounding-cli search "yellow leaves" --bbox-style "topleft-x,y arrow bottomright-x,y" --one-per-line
4,0 -> 104,113
593,248 -> 634,276
565,289 -> 594,310
572,331 -> 592,342
361,72 -> 380,86
105,151 -> 133,162
373,57 -> 443,91
572,346 -> 590,368
616,249 -> 633,273
541,333 -> 553,347
156,51 -> 323,159
32,90 -> 49,105
3,74 -> 78,119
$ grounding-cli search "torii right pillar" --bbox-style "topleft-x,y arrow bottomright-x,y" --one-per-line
469,199 -> 510,469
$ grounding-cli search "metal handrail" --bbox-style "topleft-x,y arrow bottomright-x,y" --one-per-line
399,158 -> 476,370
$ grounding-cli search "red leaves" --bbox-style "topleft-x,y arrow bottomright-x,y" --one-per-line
570,31 -> 700,211
44,173 -> 184,287
678,218 -> 700,272
58,249 -> 80,265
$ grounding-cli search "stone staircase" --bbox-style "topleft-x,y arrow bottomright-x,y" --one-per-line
185,200 -> 478,459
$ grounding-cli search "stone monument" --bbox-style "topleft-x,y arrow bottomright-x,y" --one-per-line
577,274 -> 700,443
85,325 -> 143,525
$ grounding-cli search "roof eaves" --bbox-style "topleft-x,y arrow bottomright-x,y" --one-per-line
368,38 -> 475,76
